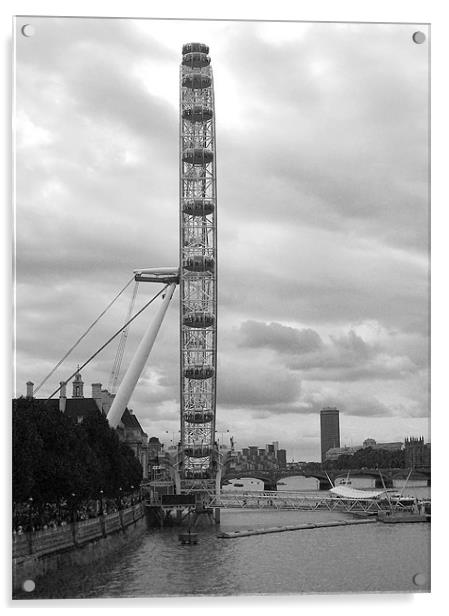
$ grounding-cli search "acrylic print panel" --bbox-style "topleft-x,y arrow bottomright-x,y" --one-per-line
13,16 -> 430,599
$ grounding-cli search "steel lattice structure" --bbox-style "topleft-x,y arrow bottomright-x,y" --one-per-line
179,43 -> 218,496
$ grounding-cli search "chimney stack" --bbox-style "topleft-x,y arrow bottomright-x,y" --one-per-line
92,383 -> 103,412
101,388 -> 115,415
26,381 -> 34,399
59,381 -> 67,413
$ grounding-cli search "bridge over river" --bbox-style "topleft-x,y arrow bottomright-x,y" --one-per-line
222,467 -> 431,491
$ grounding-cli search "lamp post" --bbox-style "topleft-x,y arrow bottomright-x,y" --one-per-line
27,497 -> 33,533
69,493 -> 77,544
118,487 -> 123,510
70,493 -> 76,523
218,429 -> 230,447
99,489 -> 106,537
166,429 -> 181,448
26,497 -> 34,554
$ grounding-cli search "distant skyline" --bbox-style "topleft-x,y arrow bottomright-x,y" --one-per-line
15,17 -> 429,461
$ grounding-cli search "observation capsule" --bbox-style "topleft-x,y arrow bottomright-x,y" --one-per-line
182,147 -> 213,165
184,445 -> 212,458
182,52 -> 210,68
184,364 -> 215,379
184,410 -> 214,424
182,42 -> 209,55
182,105 -> 213,122
183,255 -> 214,272
183,311 -> 215,328
182,198 -> 214,216
182,73 -> 211,89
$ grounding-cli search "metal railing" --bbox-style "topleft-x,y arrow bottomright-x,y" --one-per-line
12,503 -> 144,560
212,490 -> 426,514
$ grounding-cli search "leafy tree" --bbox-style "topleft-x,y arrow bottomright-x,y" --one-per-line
12,397 -> 143,505
12,398 -> 44,501
322,447 -> 405,471
117,442 -> 143,490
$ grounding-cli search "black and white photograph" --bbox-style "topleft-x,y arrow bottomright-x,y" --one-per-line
12,14 -> 430,599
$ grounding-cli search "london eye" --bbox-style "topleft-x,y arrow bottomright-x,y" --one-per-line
179,43 -> 218,497
48,43 -> 220,505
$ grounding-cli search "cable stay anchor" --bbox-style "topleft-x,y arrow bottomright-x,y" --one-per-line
106,282 -> 177,428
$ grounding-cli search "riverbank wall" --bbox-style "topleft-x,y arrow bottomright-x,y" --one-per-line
12,503 -> 145,593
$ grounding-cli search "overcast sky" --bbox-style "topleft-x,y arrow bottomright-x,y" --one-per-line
14,17 -> 429,461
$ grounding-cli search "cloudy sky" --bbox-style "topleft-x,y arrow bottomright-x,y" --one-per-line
14,17 -> 429,461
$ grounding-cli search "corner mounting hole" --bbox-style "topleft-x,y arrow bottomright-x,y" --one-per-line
412,31 -> 426,44
413,573 -> 426,586
21,24 -> 35,37
22,579 -> 35,592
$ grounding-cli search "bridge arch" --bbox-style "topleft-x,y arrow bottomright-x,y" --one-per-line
221,473 -> 277,492
275,474 -> 320,490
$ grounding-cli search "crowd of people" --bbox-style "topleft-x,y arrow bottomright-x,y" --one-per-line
13,493 -> 142,534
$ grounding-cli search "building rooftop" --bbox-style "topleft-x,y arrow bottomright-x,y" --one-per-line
26,396 -> 146,435
43,397 -> 100,419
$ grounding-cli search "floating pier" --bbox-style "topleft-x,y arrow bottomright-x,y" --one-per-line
217,518 -> 376,538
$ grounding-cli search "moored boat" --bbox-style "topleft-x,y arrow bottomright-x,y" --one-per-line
377,510 -> 429,524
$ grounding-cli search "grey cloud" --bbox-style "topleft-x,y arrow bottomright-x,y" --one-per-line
235,321 -> 420,385
330,330 -> 374,361
244,403 -> 321,417
217,362 -> 301,408
300,391 -> 393,418
239,320 -> 323,354
292,361 -> 417,383
16,17 -> 175,78
286,329 -> 419,382
218,254 -> 428,334
343,398 -> 393,418
218,23 -> 428,253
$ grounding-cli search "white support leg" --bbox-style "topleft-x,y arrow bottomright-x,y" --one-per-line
107,283 -> 176,428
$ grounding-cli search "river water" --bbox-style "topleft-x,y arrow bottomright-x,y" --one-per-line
20,477 -> 430,599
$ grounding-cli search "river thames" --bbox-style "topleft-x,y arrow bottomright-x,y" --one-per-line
19,477 -> 430,599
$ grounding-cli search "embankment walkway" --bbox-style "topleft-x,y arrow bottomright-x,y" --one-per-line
13,503 -> 145,592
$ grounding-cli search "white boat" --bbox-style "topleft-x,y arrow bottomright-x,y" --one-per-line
326,471 -> 386,500
330,485 -> 386,500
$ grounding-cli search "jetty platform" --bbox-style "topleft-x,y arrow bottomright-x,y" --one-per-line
218,517 -> 376,538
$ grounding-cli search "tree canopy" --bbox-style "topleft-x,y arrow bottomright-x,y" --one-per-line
322,446 -> 405,470
12,397 -> 143,504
